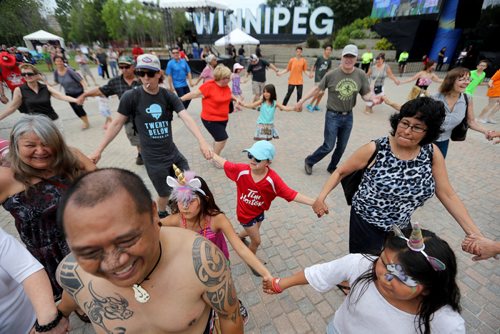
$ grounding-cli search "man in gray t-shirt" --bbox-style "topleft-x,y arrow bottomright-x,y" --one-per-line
298,45 -> 377,175
89,54 -> 211,217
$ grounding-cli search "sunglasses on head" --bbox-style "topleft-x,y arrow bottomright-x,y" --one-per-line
135,70 -> 158,78
247,153 -> 262,163
22,72 -> 36,77
119,65 -> 131,69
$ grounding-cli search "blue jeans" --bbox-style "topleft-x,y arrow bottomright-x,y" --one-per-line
305,111 -> 353,172
175,86 -> 191,109
109,60 -> 118,77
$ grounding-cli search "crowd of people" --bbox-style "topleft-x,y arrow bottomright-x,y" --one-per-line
0,40 -> 499,334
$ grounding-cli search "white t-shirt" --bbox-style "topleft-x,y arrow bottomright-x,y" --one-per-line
304,254 -> 465,334
0,228 -> 43,333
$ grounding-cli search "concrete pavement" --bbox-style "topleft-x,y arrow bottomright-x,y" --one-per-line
0,65 -> 498,333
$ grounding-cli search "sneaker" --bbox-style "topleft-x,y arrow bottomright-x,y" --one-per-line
136,154 -> 144,165
306,104 -> 314,112
478,119 -> 488,124
304,161 -> 313,175
313,105 -> 321,112
487,119 -> 497,124
158,211 -> 169,219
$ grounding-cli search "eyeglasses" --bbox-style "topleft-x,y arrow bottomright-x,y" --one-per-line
119,65 -> 131,69
22,72 -> 36,77
135,70 -> 158,78
247,153 -> 262,163
171,51 -> 179,54
398,120 -> 427,133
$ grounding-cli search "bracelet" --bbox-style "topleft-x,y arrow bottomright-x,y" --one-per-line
34,310 -> 63,332
271,278 -> 283,293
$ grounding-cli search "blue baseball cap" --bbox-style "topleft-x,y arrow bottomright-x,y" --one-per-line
243,140 -> 275,161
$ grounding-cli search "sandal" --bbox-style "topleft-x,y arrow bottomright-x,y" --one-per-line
75,310 -> 91,323
336,284 -> 351,296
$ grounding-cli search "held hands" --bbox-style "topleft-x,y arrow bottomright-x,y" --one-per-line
88,151 -> 101,164
312,199 -> 329,218
263,277 -> 283,294
75,94 -> 86,106
462,234 -> 499,261
200,143 -> 213,160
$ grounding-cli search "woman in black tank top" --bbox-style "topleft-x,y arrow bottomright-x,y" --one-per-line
0,64 -> 80,123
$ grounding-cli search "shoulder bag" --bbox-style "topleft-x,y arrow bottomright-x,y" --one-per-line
341,139 -> 380,206
450,94 -> 469,141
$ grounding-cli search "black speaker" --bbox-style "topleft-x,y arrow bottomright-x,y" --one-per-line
455,0 -> 484,29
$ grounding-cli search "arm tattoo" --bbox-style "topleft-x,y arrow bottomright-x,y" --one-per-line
83,281 -> 133,334
58,253 -> 84,298
193,237 -> 239,322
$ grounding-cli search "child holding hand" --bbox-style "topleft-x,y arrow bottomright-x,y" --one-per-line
239,84 -> 298,140
212,141 -> 315,269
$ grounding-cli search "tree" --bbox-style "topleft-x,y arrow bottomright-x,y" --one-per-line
55,0 -> 78,40
0,0 -> 49,46
308,0 -> 371,31
68,0 -> 109,44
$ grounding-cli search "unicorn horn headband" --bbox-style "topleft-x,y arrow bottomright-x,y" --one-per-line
166,165 -> 206,204
392,223 -> 446,271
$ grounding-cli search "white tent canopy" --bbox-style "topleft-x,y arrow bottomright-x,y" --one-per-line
157,0 -> 228,10
23,30 -> 66,50
214,28 -> 260,46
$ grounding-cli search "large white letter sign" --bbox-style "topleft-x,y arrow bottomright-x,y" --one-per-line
310,6 -> 334,35
273,8 -> 291,34
292,7 -> 309,34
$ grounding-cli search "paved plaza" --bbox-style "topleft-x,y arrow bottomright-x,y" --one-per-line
0,65 -> 498,333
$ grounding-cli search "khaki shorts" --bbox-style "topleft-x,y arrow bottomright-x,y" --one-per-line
124,121 -> 140,146
252,81 -> 266,96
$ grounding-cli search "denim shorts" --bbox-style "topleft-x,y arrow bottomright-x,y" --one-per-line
241,212 -> 265,228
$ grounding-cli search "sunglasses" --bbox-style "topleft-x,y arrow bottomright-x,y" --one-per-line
135,70 -> 158,78
119,65 -> 131,69
22,72 -> 36,77
247,153 -> 262,163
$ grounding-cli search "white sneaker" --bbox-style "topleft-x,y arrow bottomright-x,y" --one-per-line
478,119 -> 488,124
487,119 -> 497,124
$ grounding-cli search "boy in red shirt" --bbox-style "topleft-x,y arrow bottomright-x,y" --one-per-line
212,141 -> 315,269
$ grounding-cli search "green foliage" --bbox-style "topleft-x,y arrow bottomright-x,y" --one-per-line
266,0 -> 303,7
0,0 -> 49,45
356,43 -> 366,49
172,10 -> 189,41
306,35 -> 320,48
349,29 -> 366,39
374,38 -> 395,50
308,0 -> 372,30
333,35 -> 350,49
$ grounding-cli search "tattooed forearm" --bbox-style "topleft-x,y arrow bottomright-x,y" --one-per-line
84,281 -> 133,334
193,237 -> 238,319
58,253 -> 84,298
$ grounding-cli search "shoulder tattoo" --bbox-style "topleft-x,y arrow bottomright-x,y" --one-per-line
58,253 -> 84,298
192,237 -> 239,322
84,281 -> 133,333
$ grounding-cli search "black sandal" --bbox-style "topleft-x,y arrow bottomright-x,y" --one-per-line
75,310 -> 91,323
336,284 -> 351,296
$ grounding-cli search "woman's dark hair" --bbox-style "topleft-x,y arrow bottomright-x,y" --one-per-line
53,55 -> 65,63
423,60 -> 436,71
439,67 -> 470,95
376,53 -> 385,60
389,97 -> 445,145
349,228 -> 461,334
262,84 -> 277,103
169,175 -> 222,222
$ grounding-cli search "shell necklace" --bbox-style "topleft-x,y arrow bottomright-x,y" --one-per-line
132,242 -> 162,303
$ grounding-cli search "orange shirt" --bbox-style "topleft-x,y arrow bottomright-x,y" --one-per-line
287,57 -> 307,85
487,70 -> 500,98
199,80 -> 232,121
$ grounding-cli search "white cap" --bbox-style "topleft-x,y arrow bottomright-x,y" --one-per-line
136,54 -> 161,71
233,63 -> 244,72
342,44 -> 358,57
250,54 -> 259,62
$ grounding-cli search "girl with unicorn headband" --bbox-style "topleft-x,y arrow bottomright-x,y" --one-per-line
160,165 -> 273,323
263,222 -> 465,334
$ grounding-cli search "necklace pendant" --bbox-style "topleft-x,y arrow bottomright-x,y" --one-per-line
133,284 -> 150,303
